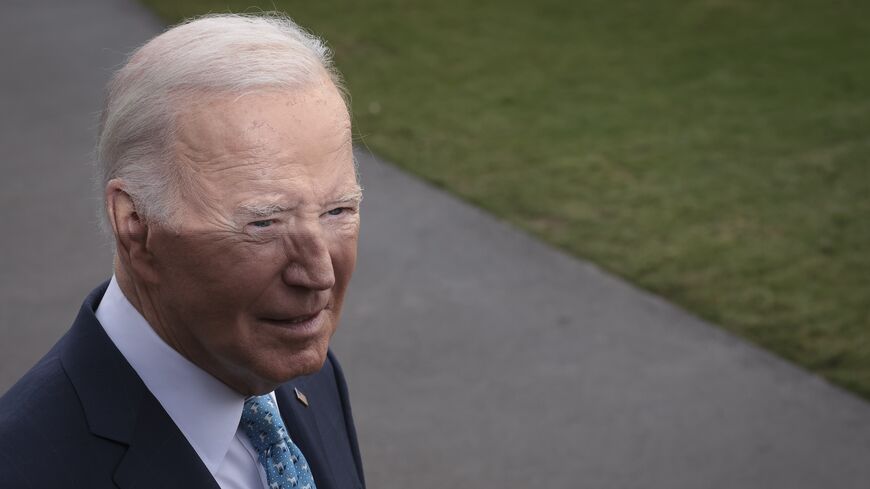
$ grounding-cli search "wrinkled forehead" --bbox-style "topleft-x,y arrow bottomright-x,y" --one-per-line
171,81 -> 350,141
167,84 -> 356,211
172,83 -> 350,162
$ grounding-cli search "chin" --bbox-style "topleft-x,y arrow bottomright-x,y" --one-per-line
285,351 -> 328,378
264,343 -> 330,385
226,333 -> 333,396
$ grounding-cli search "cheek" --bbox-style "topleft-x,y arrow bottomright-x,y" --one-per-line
329,232 -> 359,290
194,236 -> 279,280
158,242 -> 282,323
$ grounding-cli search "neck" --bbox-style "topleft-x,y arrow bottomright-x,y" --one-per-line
112,258 -> 191,375
111,258 -> 273,396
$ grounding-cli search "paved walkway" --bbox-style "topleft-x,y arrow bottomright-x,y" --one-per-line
2,1 -> 869,487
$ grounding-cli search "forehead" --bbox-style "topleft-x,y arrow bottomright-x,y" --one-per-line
171,85 -> 355,205
173,84 -> 351,161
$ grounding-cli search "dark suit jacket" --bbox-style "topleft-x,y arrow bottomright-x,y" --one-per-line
0,283 -> 366,489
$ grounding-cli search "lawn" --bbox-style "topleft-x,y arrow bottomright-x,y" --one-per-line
142,0 -> 870,398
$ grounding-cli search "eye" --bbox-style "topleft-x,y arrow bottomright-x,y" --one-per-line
326,207 -> 348,216
250,219 -> 275,228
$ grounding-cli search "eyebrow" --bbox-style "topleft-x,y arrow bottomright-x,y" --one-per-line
236,186 -> 364,218
237,202 -> 293,218
328,186 -> 364,206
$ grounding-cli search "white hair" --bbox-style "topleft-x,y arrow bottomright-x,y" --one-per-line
96,13 -> 346,230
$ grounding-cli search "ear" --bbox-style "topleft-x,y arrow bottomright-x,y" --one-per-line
106,179 -> 159,283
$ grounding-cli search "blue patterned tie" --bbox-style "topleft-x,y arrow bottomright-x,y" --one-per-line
240,395 -> 317,489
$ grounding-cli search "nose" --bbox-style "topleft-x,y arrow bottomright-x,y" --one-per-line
280,222 -> 335,291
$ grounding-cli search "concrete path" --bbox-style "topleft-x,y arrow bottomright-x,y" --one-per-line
2,1 -> 869,488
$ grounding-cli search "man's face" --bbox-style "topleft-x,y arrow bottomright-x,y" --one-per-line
143,84 -> 359,395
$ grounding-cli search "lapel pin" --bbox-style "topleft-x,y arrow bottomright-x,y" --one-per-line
294,387 -> 309,407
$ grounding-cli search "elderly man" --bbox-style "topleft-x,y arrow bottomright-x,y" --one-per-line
0,14 -> 365,489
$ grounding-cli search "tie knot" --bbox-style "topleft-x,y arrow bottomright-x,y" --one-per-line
241,395 -> 287,449
239,394 -> 317,489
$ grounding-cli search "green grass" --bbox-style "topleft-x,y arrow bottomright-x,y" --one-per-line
142,0 -> 870,398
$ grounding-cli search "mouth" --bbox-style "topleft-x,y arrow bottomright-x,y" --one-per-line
260,309 -> 326,333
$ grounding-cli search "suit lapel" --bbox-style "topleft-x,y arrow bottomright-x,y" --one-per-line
277,378 -> 338,489
114,392 -> 220,489
61,283 -> 220,489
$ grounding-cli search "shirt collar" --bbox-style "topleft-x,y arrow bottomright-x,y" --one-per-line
95,275 -> 246,476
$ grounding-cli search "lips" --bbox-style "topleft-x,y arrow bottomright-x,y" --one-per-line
278,312 -> 318,324
260,308 -> 326,331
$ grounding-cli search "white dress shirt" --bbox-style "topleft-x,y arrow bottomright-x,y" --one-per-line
95,276 -> 271,489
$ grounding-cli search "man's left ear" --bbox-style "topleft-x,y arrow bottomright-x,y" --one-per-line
105,179 -> 159,283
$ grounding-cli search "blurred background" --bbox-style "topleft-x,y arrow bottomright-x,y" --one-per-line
2,0 -> 869,487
